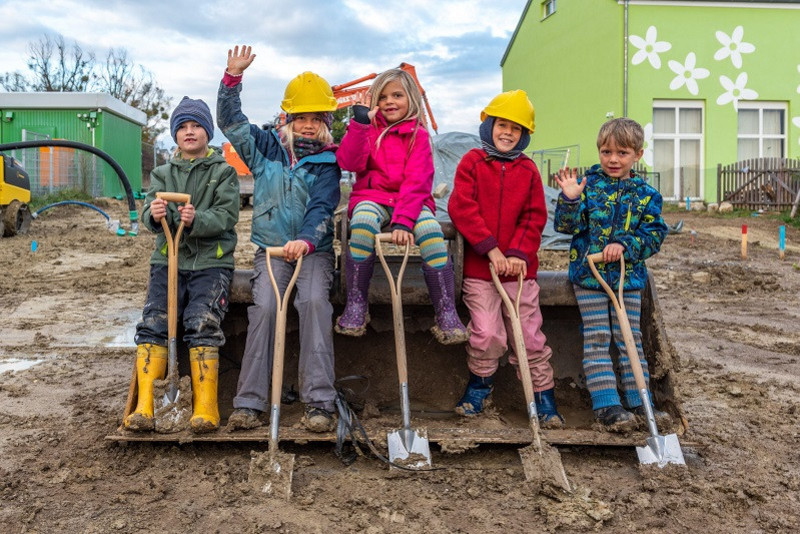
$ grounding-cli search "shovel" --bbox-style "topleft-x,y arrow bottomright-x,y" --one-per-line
586,252 -> 686,468
490,266 -> 571,492
375,233 -> 432,469
152,192 -> 193,432
256,246 -> 303,499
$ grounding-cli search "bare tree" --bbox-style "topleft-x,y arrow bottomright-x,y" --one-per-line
28,34 -> 95,92
99,49 -> 171,143
2,35 -> 171,143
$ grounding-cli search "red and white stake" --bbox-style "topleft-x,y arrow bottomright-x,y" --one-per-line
741,224 -> 748,260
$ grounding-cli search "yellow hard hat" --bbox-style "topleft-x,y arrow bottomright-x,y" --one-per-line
281,71 -> 338,114
480,89 -> 536,133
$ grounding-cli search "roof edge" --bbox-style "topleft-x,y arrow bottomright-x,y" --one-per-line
0,92 -> 147,126
501,0 -> 534,67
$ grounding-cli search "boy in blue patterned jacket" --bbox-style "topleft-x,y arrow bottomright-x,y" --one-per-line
553,118 -> 669,432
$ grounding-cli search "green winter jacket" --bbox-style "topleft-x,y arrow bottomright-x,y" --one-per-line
142,147 -> 240,270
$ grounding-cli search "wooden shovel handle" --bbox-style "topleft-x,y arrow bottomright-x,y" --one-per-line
375,232 -> 411,384
265,246 -> 303,413
156,192 -> 191,204
585,252 -> 648,393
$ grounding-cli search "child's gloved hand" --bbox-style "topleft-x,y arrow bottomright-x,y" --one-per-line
227,45 -> 256,76
283,240 -> 309,262
554,167 -> 585,201
150,198 -> 167,223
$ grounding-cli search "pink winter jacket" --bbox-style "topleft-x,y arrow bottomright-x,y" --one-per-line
337,114 -> 436,230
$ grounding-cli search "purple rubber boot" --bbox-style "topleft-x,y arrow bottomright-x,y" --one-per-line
335,250 -> 375,336
422,259 -> 470,345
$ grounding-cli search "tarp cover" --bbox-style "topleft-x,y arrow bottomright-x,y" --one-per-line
432,131 -> 571,251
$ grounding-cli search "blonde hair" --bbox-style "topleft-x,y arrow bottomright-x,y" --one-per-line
368,69 -> 428,146
279,114 -> 333,161
596,118 -> 644,152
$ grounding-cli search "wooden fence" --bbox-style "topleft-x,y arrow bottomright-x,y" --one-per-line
718,158 -> 800,211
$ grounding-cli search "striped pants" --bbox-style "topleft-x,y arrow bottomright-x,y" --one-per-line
573,285 -> 650,410
348,201 -> 448,269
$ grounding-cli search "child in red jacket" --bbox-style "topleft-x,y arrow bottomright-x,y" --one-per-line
448,90 -> 563,427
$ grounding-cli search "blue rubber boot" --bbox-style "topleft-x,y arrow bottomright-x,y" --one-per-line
534,388 -> 565,429
455,373 -> 494,416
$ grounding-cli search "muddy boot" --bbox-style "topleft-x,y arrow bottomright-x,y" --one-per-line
335,250 -> 375,337
302,405 -> 336,433
535,388 -> 565,429
455,372 -> 494,416
422,259 -> 469,345
189,347 -> 220,433
227,408 -> 264,431
632,404 -> 673,432
594,404 -> 637,433
123,344 -> 168,431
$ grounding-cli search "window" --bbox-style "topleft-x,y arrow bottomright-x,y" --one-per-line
542,0 -> 557,18
737,102 -> 786,160
652,101 -> 704,200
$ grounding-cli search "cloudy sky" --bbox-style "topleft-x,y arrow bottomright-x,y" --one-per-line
0,0 -> 528,147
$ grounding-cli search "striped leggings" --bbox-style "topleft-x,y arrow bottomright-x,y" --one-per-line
573,285 -> 650,411
348,201 -> 448,269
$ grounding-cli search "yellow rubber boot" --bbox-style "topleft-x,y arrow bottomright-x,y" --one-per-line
189,347 -> 220,433
123,344 -> 168,431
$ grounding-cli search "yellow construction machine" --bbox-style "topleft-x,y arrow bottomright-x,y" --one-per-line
0,153 -> 32,237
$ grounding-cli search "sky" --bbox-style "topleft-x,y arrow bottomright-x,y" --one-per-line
0,0 -> 528,147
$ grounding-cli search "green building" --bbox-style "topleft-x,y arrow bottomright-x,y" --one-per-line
0,93 -> 145,198
502,0 -> 800,203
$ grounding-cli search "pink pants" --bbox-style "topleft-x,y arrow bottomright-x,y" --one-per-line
462,277 -> 555,392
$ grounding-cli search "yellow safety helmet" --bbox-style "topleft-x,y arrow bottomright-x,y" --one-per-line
281,71 -> 338,114
480,89 -> 536,133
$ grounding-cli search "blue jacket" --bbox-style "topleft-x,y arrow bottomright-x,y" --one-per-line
553,164 -> 668,291
217,81 -> 340,252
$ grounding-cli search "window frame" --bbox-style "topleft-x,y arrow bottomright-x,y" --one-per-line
652,99 -> 705,201
542,0 -> 557,19
737,101 -> 787,160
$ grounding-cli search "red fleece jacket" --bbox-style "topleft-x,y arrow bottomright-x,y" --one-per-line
448,148 -> 547,281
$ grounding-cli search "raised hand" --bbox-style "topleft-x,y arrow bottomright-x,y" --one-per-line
227,45 -> 256,76
554,167 -> 585,201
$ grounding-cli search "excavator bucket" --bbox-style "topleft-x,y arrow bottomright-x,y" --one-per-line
109,133 -> 686,451
110,221 -> 686,449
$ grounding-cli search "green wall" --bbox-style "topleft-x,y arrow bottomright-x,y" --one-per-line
503,0 -> 622,170
503,0 -> 800,201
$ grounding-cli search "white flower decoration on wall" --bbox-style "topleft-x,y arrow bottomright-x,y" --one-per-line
629,26 -> 672,69
642,123 -> 654,168
668,53 -> 710,95
716,73 -> 758,110
714,26 -> 755,69
793,117 -> 800,145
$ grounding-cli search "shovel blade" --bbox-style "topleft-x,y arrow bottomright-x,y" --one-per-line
388,427 -> 431,469
519,443 -> 571,492
636,433 -> 686,467
248,449 -> 295,501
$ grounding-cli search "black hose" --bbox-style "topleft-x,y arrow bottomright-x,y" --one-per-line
0,140 -> 139,234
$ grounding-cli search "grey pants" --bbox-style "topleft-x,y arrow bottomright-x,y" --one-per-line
233,248 -> 336,413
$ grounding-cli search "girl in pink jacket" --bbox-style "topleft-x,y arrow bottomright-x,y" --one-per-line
335,68 -> 468,345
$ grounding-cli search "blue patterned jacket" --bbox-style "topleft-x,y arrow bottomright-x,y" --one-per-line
553,164 -> 667,290
217,81 -> 340,252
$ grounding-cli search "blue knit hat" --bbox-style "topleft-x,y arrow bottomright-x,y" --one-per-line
170,96 -> 214,142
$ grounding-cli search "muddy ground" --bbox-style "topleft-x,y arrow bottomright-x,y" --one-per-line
1,199 -> 799,533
